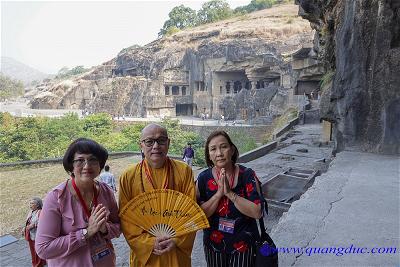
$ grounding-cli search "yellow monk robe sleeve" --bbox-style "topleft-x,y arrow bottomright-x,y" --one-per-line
171,161 -> 196,258
118,165 -> 137,212
119,165 -> 155,266
173,231 -> 196,258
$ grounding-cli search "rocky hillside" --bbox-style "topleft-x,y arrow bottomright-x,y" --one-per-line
0,57 -> 50,86
29,3 -> 318,123
296,0 -> 400,154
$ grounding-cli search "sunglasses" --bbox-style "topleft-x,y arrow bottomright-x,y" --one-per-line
141,137 -> 169,147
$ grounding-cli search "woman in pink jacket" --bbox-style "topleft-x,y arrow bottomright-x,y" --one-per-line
35,138 -> 121,267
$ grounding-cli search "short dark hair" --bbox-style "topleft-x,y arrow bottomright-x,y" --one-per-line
204,131 -> 239,167
187,142 -> 191,145
63,138 -> 108,176
104,165 -> 110,171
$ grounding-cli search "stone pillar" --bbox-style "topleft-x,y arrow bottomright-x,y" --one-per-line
250,80 -> 257,90
322,120 -> 332,142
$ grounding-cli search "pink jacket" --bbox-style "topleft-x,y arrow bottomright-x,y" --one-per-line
35,180 -> 121,267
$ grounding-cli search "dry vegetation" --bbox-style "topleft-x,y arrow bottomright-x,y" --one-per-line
166,3 -> 313,50
0,156 -> 140,236
263,107 -> 298,143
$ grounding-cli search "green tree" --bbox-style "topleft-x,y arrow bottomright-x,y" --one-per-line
56,65 -> 89,79
2,114 -> 266,168
2,117 -> 46,160
82,113 -> 113,135
160,118 -> 205,166
0,112 -> 15,130
0,112 -> 17,162
94,132 -> 131,152
40,113 -> 83,157
0,73 -> 24,101
159,5 -> 198,37
233,5 -> 250,15
197,0 -> 232,24
248,0 -> 275,11
70,65 -> 86,75
120,123 -> 146,151
56,66 -> 70,79
233,0 -> 278,14
228,129 -> 257,155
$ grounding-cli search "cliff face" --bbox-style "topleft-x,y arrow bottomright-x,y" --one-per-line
30,4 -> 320,122
296,0 -> 400,154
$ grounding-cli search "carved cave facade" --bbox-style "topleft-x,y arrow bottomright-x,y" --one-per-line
94,48 -> 323,122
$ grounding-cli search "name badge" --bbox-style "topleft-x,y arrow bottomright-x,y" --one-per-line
89,233 -> 112,263
218,217 -> 235,234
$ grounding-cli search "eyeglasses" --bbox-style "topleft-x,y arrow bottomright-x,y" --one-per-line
72,158 -> 99,167
141,137 -> 169,147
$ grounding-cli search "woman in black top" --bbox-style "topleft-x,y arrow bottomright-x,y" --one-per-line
196,131 -> 263,267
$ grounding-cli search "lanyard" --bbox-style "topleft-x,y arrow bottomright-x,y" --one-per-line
71,178 -> 98,219
141,158 -> 171,190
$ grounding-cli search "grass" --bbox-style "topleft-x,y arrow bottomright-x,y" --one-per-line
0,156 -> 140,236
320,70 -> 335,91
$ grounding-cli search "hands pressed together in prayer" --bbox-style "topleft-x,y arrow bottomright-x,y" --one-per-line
87,204 -> 109,237
153,236 -> 176,255
215,168 -> 236,201
215,168 -> 229,197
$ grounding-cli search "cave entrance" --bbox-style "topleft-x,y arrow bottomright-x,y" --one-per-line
176,104 -> 193,116
296,80 -> 320,99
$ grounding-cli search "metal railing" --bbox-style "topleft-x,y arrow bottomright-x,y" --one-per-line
0,152 -> 183,169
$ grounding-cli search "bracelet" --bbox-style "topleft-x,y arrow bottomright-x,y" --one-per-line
101,228 -> 108,236
81,228 -> 88,241
230,192 -> 238,203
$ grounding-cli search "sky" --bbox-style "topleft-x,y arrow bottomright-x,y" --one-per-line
1,0 -> 248,74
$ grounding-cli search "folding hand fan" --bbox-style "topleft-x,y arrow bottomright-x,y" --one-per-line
120,189 -> 210,238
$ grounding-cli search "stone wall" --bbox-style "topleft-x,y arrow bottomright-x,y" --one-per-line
296,0 -> 400,154
181,124 -> 273,143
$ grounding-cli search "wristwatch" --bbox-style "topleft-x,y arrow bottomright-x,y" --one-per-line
81,228 -> 88,241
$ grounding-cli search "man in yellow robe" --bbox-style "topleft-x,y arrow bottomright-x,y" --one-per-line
119,123 -> 196,267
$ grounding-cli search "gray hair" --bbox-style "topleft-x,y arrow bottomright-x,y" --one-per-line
31,197 -> 43,209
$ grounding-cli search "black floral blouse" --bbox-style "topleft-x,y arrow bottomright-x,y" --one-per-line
197,165 -> 262,254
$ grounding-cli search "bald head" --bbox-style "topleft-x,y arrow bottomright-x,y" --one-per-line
140,123 -> 168,140
140,123 -> 170,168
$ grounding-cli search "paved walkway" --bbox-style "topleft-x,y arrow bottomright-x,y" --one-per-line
0,100 -> 251,127
245,124 -> 332,184
0,232 -> 206,267
272,151 -> 400,266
